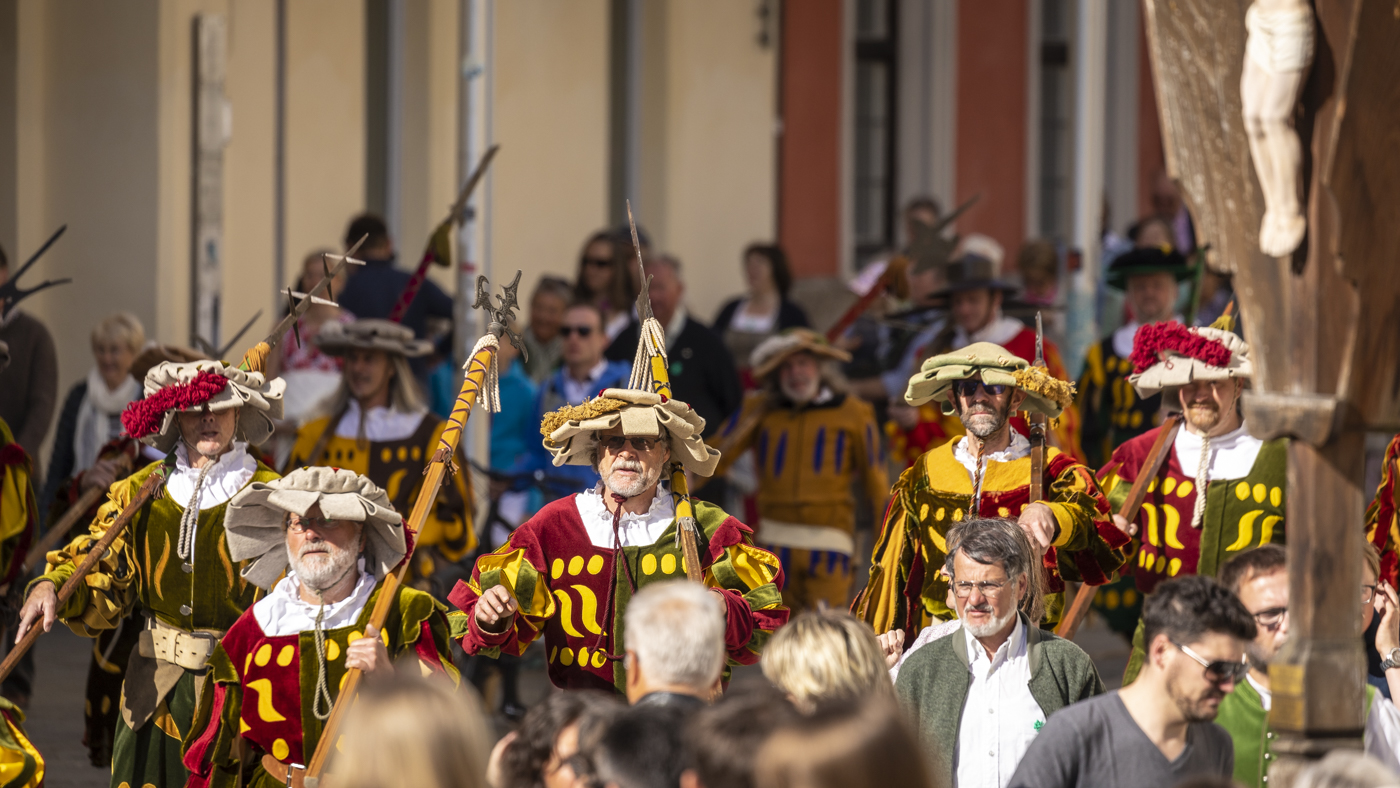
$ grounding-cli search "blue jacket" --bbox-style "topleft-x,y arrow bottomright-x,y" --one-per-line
516,360 -> 631,501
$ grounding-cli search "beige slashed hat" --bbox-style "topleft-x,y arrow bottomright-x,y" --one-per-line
314,318 -> 432,358
540,389 -> 719,476
749,328 -> 852,380
904,341 -> 1074,418
225,466 -> 408,589
1127,322 -> 1252,399
121,360 -> 285,452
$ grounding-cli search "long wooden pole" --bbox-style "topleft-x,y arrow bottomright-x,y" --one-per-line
0,466 -> 168,682
1055,413 -> 1182,639
303,338 -> 498,786
22,456 -> 135,575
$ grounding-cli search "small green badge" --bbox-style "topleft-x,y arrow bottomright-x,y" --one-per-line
1033,720 -> 1044,731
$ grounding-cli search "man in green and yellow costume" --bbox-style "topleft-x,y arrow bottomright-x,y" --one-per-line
16,359 -> 284,788
0,341 -> 43,788
183,467 -> 458,788
450,317 -> 790,692
855,342 -> 1131,640
1098,319 -> 1324,681
286,319 -> 474,596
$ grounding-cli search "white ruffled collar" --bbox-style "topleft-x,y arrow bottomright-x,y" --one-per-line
333,400 -> 426,442
574,482 -> 676,549
953,431 -> 1031,477
167,440 -> 257,511
252,564 -> 377,637
1174,420 -> 1264,481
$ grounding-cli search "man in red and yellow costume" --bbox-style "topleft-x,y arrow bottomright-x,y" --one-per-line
183,467 -> 457,788
1366,434 -> 1400,587
451,321 -> 789,692
855,342 -> 1129,639
710,329 -> 888,611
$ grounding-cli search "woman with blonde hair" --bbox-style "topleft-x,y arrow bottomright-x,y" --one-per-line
760,608 -> 891,712
755,697 -> 939,788
336,674 -> 493,788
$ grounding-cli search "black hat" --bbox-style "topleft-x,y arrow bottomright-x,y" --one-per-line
1105,246 -> 1194,290
929,254 -> 1019,300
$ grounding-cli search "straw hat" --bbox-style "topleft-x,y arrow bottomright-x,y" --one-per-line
225,466 -> 408,589
540,389 -> 719,477
750,328 -> 852,379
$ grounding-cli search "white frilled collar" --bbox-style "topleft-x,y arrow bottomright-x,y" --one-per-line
251,564 -> 377,637
574,482 -> 676,549
333,401 -> 426,443
167,440 -> 257,511
952,432 -> 1031,478
1174,420 -> 1264,481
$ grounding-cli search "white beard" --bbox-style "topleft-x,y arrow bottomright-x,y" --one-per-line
963,604 -> 1018,639
288,538 -> 360,593
604,458 -> 663,499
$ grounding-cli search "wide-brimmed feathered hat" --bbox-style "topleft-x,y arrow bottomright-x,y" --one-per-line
315,318 -> 432,358
224,467 -> 408,589
540,389 -> 718,476
120,360 -> 285,452
1127,322 -> 1251,399
1105,246 -> 1195,290
750,328 -> 852,379
904,341 -> 1074,418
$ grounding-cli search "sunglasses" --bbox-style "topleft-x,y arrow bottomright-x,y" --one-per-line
600,435 -> 661,453
582,256 -> 613,269
952,380 -> 1009,398
559,325 -> 595,338
1173,641 -> 1249,684
285,515 -> 349,534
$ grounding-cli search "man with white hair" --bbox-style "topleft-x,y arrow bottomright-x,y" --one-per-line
624,579 -> 725,710
182,467 -> 458,788
16,359 -> 283,788
710,329 -> 888,611
896,518 -> 1105,788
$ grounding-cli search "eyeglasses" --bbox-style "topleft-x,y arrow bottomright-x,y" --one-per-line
1363,584 -> 1378,605
1173,641 -> 1249,684
285,515 -> 348,534
600,435 -> 661,453
952,380 -> 1009,398
559,325 -> 595,338
582,256 -> 613,269
951,578 -> 1012,598
1250,606 -> 1289,630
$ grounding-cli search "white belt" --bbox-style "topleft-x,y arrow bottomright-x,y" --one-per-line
758,519 -> 855,556
140,618 -> 222,671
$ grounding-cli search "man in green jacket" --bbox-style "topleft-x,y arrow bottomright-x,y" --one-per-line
1214,544 -> 1400,785
895,518 -> 1106,788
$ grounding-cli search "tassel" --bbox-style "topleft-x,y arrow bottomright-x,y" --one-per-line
464,333 -> 501,414
629,318 -> 669,392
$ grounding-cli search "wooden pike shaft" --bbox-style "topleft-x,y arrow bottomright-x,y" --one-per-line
303,341 -> 496,785
0,467 -> 167,683
22,456 -> 134,575
1055,413 -> 1183,639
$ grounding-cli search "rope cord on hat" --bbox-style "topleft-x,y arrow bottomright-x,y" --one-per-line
1190,434 -> 1212,530
177,459 -> 216,561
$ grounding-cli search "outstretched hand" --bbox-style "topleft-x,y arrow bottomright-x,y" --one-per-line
15,581 -> 57,644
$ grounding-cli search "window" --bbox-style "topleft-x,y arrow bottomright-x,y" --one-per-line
853,0 -> 897,267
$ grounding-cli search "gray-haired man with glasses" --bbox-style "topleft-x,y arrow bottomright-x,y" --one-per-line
1212,544 -> 1400,786
1009,575 -> 1250,788
894,519 -> 1106,788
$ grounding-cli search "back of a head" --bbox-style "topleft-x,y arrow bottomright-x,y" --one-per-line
1294,751 -> 1400,788
345,213 -> 391,252
593,705 -> 688,788
759,609 -> 890,712
336,675 -> 492,788
754,697 -> 938,788
1218,544 -> 1287,595
686,684 -> 798,788
501,690 -> 614,788
625,580 -> 726,692
1142,575 -> 1257,655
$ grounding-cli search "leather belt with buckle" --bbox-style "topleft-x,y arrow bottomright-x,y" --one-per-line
261,753 -> 308,788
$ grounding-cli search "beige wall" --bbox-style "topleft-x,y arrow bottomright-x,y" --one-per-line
491,0 -> 611,295
653,0 -> 776,322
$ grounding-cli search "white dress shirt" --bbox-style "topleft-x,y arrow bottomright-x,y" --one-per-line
1250,673 -> 1400,775
562,359 -> 611,405
252,564 -> 377,637
574,483 -> 675,549
955,617 -> 1046,788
